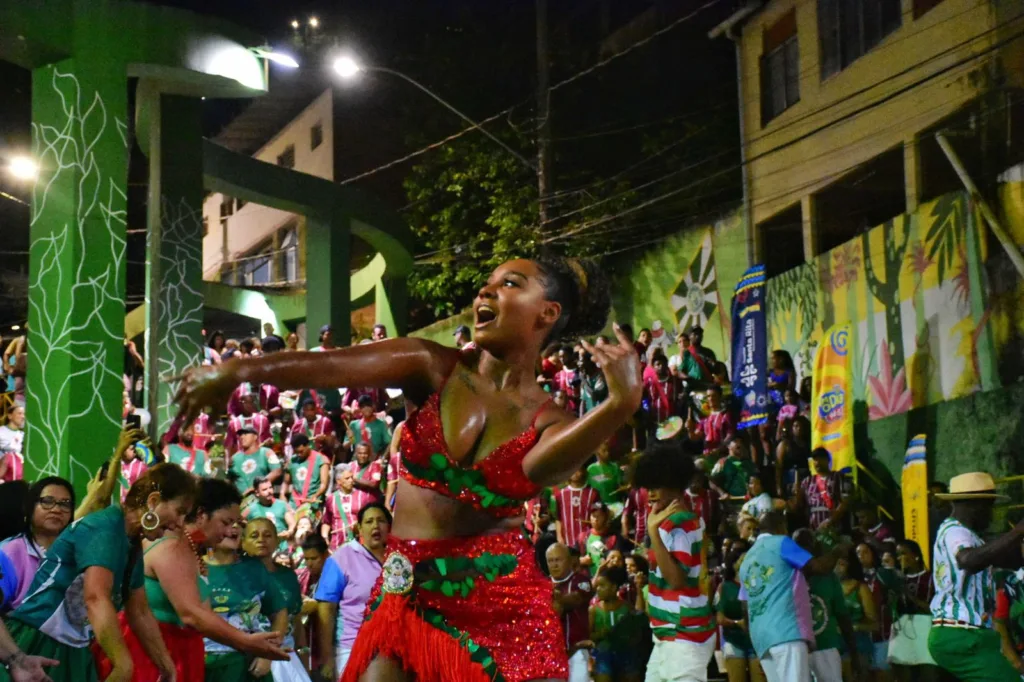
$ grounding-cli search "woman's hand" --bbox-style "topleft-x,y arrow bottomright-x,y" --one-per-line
580,324 -> 642,414
647,500 -> 683,535
8,653 -> 58,682
172,363 -> 240,424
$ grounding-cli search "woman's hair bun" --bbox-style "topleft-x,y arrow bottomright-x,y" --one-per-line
534,255 -> 611,342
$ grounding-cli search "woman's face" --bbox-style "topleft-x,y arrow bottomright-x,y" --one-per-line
605,550 -> 624,569
212,334 -> 225,350
625,556 -> 637,576
242,520 -> 277,558
881,551 -> 897,570
217,522 -> 241,552
32,484 -> 73,537
122,444 -> 137,462
638,330 -> 651,345
200,505 -> 241,547
143,493 -> 192,541
772,352 -> 783,369
856,543 -> 876,569
793,419 -> 808,441
286,333 -> 299,348
358,508 -> 390,551
473,259 -> 559,352
7,406 -> 25,429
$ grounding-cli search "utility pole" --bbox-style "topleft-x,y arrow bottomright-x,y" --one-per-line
536,0 -> 552,226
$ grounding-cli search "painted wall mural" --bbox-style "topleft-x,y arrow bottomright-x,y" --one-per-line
766,190 -> 999,422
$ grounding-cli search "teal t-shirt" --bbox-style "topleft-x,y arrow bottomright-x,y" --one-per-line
244,499 -> 292,536
165,443 -> 212,477
11,505 -> 145,647
286,452 -> 328,503
204,558 -> 287,655
738,534 -> 814,656
346,418 -> 390,457
587,461 -> 624,506
230,447 -> 281,495
808,572 -> 848,652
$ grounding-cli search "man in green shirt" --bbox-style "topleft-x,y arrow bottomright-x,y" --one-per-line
243,477 -> 295,541
344,396 -> 391,457
676,325 -> 717,387
163,421 -> 212,477
283,434 -> 330,512
711,436 -> 758,499
230,426 -> 282,497
794,529 -> 860,681
586,443 -> 625,517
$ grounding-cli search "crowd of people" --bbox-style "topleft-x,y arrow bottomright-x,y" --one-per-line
0,255 -> 1023,682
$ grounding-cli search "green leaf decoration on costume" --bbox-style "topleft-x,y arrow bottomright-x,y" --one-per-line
402,453 -> 519,509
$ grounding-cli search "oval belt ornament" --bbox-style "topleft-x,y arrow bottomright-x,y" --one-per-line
381,551 -> 415,595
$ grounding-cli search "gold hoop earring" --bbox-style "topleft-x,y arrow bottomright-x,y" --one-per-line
141,509 -> 160,531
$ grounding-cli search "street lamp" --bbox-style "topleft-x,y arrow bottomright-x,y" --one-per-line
7,156 -> 38,182
309,16 -> 320,28
331,55 -> 534,171
290,19 -> 300,29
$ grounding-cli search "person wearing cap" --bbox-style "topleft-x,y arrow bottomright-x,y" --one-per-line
225,390 -> 271,455
229,425 -> 282,497
578,501 -> 623,577
927,472 -> 1024,680
453,324 -> 472,350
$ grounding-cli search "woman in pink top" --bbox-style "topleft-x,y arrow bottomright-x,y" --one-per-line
0,477 -> 74,610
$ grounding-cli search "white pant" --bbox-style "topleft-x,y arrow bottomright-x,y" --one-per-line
645,636 -> 716,682
337,647 -> 352,677
809,648 -> 842,681
270,651 -> 312,682
568,649 -> 591,682
760,641 -> 810,682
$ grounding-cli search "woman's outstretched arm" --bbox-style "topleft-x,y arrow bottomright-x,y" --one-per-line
175,338 -> 456,424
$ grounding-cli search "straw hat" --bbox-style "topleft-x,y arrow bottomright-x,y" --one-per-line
934,472 -> 1008,501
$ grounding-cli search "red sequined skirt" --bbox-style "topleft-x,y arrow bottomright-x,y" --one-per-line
341,529 -> 568,682
92,613 -> 205,682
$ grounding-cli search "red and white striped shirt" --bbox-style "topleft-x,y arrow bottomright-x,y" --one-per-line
623,487 -> 650,546
290,415 -> 335,443
553,485 -> 599,550
191,412 -> 214,451
226,413 -> 271,454
322,488 -> 373,552
697,410 -> 735,455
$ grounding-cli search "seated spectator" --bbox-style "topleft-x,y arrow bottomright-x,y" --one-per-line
788,448 -> 850,533
711,435 -> 758,500
685,385 -> 735,468
854,504 -> 896,549
547,542 -> 592,682
0,477 -> 75,611
0,404 -> 25,483
739,473 -> 784,521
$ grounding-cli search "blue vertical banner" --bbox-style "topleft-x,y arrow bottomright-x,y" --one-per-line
731,265 -> 768,429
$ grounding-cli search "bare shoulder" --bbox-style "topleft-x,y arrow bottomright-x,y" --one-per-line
534,401 -> 575,434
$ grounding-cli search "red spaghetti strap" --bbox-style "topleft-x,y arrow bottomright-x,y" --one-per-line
529,398 -> 554,427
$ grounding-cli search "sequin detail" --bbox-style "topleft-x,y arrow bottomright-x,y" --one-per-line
400,391 -> 544,516
342,531 -> 569,682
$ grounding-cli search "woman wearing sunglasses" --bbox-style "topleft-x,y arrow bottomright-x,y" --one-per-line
0,478 -> 76,611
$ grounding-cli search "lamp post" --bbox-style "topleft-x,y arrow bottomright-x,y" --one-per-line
332,56 -> 535,171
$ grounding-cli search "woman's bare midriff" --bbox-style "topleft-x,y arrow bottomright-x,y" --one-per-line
389,479 -> 524,539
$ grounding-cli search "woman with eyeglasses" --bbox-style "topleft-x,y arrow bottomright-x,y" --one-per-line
1,464 -> 197,682
0,478 -> 75,612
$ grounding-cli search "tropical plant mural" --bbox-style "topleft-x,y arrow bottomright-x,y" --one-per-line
766,190 -> 998,423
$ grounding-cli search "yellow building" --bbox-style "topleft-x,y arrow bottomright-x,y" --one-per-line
712,0 -> 1024,275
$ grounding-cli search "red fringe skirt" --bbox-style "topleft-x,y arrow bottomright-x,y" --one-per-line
92,613 -> 205,682
341,529 -> 567,682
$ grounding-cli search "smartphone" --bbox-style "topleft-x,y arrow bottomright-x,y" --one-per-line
125,413 -> 142,430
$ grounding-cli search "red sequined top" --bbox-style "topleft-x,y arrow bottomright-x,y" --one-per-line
400,389 -> 548,518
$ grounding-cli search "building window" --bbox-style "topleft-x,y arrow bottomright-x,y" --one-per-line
819,0 -> 902,79
760,11 -> 800,125
913,0 -> 945,18
242,250 -> 273,285
277,145 -> 295,169
310,122 -> 323,150
277,226 -> 298,282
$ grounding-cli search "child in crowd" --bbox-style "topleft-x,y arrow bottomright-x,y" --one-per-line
588,565 -> 648,682
580,502 -> 624,576
776,388 -> 800,430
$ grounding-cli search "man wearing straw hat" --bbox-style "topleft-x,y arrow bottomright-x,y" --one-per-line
928,471 -> 1024,680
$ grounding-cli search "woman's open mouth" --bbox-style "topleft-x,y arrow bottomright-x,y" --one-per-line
475,305 -> 497,328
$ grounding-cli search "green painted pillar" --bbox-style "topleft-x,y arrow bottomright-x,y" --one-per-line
25,57 -> 129,491
144,92 -> 205,437
306,213 -> 351,344
375,276 -> 408,337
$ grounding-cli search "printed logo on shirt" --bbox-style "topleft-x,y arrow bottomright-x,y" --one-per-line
572,496 -> 580,507
742,562 -> 775,617
267,453 -> 280,465
295,467 -> 308,482
810,593 -> 829,635
242,459 -> 258,475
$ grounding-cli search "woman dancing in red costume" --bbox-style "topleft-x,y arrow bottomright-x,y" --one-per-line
175,256 -> 642,682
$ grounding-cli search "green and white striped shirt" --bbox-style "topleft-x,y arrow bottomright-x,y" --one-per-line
930,517 -> 995,628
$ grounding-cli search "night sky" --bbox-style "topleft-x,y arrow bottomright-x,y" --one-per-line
0,0 -> 736,331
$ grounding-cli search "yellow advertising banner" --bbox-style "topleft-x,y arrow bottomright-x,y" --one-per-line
811,324 -> 856,480
902,435 -> 930,568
